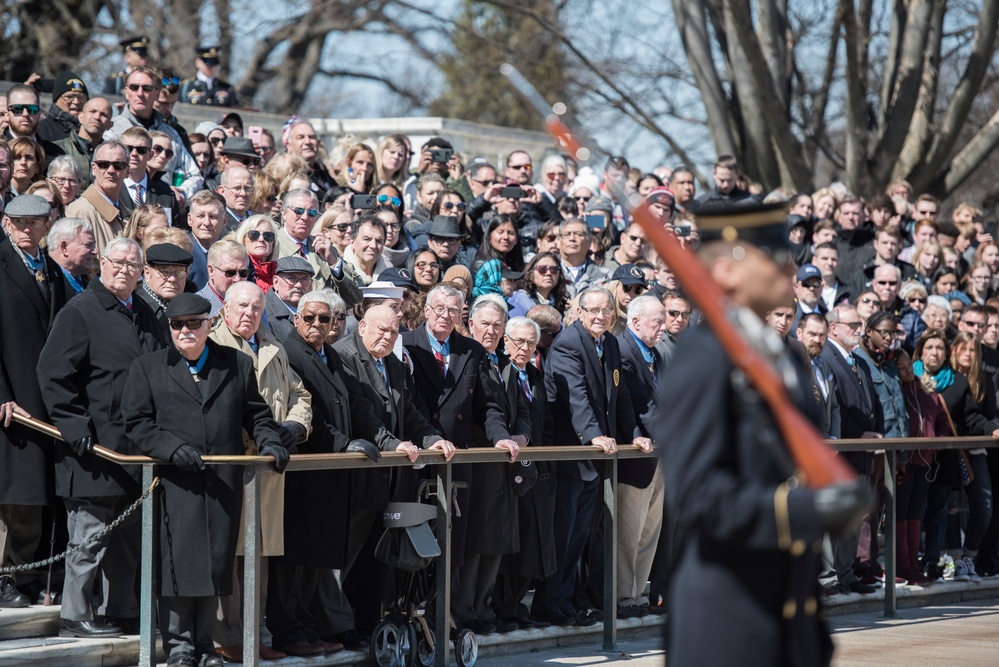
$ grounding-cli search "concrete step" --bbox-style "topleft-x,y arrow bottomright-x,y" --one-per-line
0,604 -> 60,640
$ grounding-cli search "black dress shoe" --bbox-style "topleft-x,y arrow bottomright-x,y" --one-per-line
617,604 -> 641,619
104,616 -> 140,634
492,618 -> 519,633
15,578 -> 45,603
843,580 -> 877,595
528,615 -> 550,629
0,577 -> 30,608
573,611 -> 598,627
166,653 -> 197,667
198,652 -> 224,667
58,618 -> 124,638
533,610 -> 572,627
464,619 -> 497,635
334,628 -> 370,650
508,615 -> 535,629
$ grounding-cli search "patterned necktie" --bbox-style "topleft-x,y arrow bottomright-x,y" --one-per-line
299,241 -> 308,259
518,372 -> 533,402
434,350 -> 446,379
133,183 -> 144,206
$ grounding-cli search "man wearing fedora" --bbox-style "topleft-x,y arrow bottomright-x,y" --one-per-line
180,46 -> 238,107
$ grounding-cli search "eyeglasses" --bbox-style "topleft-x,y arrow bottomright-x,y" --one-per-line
50,177 -> 81,186
377,194 -> 402,207
962,319 -> 987,329
875,280 -> 899,286
546,172 -> 567,180
506,335 -> 536,349
667,310 -> 692,320
151,144 -> 175,159
534,265 -> 559,275
473,178 -> 496,187
231,156 -> 261,167
212,266 -> 250,279
442,202 -> 467,212
288,207 -> 319,218
169,318 -> 208,331
541,234 -> 557,243
802,281 -> 822,290
246,230 -> 276,243
575,196 -> 592,203
124,144 -> 149,155
104,257 -> 142,272
872,328 -> 897,337
277,273 -> 312,284
416,261 -> 442,271
622,284 -> 646,295
9,104 -> 40,115
580,306 -> 614,317
226,185 -> 255,193
151,265 -> 187,278
301,314 -> 332,325
837,321 -> 863,330
162,76 -> 181,87
907,296 -> 927,304
509,163 -> 532,171
428,304 -> 461,318
626,234 -> 646,244
331,311 -> 347,321
860,297 -> 878,304
210,136 -> 226,146
383,223 -> 402,232
126,83 -> 156,93
325,223 -> 351,234
94,160 -> 127,171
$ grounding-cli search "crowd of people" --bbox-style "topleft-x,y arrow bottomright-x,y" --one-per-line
0,44 -> 997,667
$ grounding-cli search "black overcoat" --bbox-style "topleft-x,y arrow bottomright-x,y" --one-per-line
281,331 -> 399,568
659,323 -> 833,667
616,329 -> 662,489
121,341 -> 281,597
37,279 -> 164,498
333,330 -> 441,510
0,235 -> 67,504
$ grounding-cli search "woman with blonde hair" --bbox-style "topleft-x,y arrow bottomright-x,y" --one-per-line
812,187 -> 839,222
250,170 -> 281,221
375,133 -> 411,186
911,241 -> 944,290
265,152 -> 309,191
313,206 -> 354,257
124,204 -> 169,245
25,179 -> 65,226
233,214 -> 280,291
142,226 -> 193,253
334,143 -> 376,193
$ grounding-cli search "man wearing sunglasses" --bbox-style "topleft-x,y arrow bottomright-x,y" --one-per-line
603,221 -> 648,272
121,292 -> 286,667
54,97 -> 113,191
38,237 -> 165,639
4,84 -> 65,167
65,140 -> 129,255
118,126 -> 176,219
107,67 -> 204,206
196,240 -> 250,319
36,71 -> 89,143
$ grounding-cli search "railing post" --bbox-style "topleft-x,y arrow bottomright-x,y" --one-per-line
243,464 -> 262,667
602,456 -> 618,651
883,449 -> 897,618
435,461 -> 453,667
138,463 -> 157,667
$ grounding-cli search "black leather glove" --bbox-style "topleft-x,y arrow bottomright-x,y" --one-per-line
276,421 -> 304,450
259,443 -> 290,473
346,438 -> 381,462
70,436 -> 94,457
171,444 -> 205,472
814,480 -> 871,536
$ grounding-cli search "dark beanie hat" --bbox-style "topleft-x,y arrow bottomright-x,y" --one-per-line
52,71 -> 88,102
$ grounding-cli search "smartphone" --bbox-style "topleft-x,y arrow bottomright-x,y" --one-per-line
430,148 -> 453,164
674,225 -> 692,237
584,214 -> 606,230
247,125 -> 263,144
353,194 -> 378,210
500,186 -> 525,200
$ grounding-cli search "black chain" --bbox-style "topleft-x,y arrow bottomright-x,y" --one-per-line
0,477 -> 160,575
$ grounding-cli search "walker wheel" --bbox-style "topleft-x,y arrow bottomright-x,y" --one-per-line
370,620 -> 403,667
453,628 -> 477,667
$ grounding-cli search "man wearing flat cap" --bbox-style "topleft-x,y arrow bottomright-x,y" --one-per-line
179,46 -> 237,107
0,195 -> 68,607
264,256 -> 315,341
103,36 -> 149,96
658,201 -> 869,666
139,243 -> 194,331
36,71 -> 89,143
122,292 -> 287,667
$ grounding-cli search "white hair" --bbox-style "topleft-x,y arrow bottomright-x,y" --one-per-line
506,315 -> 540,339
925,295 -> 952,318
47,217 -> 92,249
470,294 -> 508,321
104,236 -> 143,263
298,289 -> 335,312
626,295 -> 665,320
427,284 -> 465,306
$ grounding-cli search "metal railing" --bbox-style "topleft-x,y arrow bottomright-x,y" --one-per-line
9,413 -> 654,667
10,413 -> 999,663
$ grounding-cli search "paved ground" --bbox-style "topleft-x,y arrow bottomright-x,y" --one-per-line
474,601 -> 999,666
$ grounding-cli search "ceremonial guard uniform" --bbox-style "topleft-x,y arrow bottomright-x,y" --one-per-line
103,36 -> 148,96
179,46 -> 237,107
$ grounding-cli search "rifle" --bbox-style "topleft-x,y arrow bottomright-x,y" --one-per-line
501,65 -> 854,488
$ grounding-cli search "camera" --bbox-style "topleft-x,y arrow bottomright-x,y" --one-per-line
500,186 -> 525,200
429,148 -> 453,164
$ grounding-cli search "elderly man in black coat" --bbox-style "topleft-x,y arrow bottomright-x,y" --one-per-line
532,286 -> 647,628
402,284 -> 518,623
37,236 -> 165,638
121,293 -> 287,667
273,291 -> 405,657
333,303 -> 454,639
615,295 -> 665,618
0,195 -> 68,607
491,316 -> 557,630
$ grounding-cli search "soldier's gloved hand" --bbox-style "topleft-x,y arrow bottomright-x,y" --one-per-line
814,480 -> 871,536
346,438 -> 381,462
276,421 -> 303,450
70,436 -> 94,457
259,443 -> 290,474
171,444 -> 205,471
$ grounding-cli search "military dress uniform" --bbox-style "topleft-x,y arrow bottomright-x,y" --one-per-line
102,36 -> 149,96
178,77 -> 237,106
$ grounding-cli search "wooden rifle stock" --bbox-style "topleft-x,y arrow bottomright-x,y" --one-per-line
544,116 -> 855,488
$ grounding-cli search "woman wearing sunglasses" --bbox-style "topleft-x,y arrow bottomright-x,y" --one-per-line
234,215 -> 280,292
428,188 -> 470,236
508,252 -> 567,318
606,264 -> 649,335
